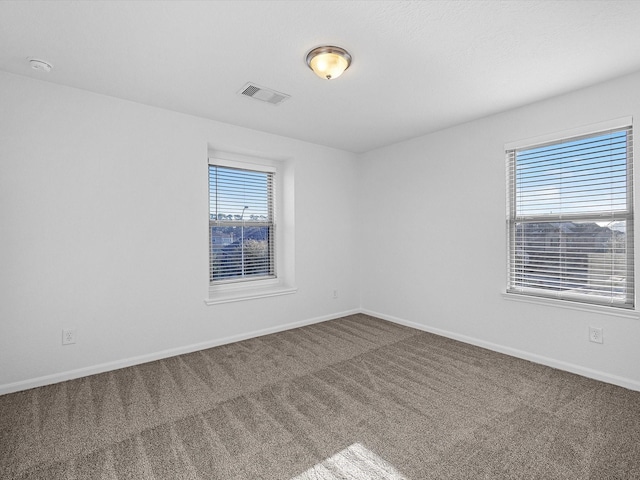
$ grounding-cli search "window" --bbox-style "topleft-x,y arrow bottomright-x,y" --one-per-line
506,120 -> 634,309
209,164 -> 275,284
206,151 -> 295,305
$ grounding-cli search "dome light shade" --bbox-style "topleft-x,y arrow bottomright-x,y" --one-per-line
306,46 -> 352,80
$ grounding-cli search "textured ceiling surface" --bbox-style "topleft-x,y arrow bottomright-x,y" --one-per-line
2,0 -> 640,153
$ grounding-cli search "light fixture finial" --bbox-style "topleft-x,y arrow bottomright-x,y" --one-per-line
306,46 -> 352,80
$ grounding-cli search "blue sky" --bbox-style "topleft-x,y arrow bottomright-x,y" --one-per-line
209,166 -> 271,220
515,130 -> 628,218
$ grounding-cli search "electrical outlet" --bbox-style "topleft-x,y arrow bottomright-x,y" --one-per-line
589,326 -> 603,344
62,328 -> 76,345
332,289 -> 338,299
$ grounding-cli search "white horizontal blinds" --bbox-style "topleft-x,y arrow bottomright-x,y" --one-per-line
209,165 -> 275,283
507,126 -> 634,308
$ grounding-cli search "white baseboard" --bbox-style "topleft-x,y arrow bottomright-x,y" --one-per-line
361,308 -> 640,393
0,308 -> 361,396
5,307 -> 638,395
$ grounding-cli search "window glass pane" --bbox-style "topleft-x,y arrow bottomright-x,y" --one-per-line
209,165 -> 275,283
209,166 -> 272,221
515,131 -> 628,217
210,225 -> 273,281
512,220 -> 628,300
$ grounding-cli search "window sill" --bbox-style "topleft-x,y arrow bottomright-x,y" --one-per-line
502,292 -> 638,319
205,283 -> 297,305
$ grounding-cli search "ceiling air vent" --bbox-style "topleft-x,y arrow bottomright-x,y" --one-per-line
238,82 -> 290,105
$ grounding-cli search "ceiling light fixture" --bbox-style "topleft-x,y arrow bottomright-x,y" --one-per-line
306,46 -> 352,80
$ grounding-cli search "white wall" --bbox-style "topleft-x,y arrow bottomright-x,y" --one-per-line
4,68 -> 640,395
359,70 -> 640,390
0,72 -> 360,393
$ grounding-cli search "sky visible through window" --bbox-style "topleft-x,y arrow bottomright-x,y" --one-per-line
209,166 -> 270,221
515,130 -> 628,230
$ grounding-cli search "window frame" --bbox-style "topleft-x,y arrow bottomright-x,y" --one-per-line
505,117 -> 635,310
205,151 -> 296,305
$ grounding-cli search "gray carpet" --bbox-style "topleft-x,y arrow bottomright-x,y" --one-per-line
1,314 -> 639,479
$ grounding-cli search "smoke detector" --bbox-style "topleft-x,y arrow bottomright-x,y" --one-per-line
238,83 -> 290,105
28,58 -> 53,73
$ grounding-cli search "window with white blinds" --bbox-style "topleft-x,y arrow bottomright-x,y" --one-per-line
506,123 -> 634,308
209,164 -> 275,284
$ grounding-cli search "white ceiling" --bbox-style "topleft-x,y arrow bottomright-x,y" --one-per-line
2,1 -> 640,153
